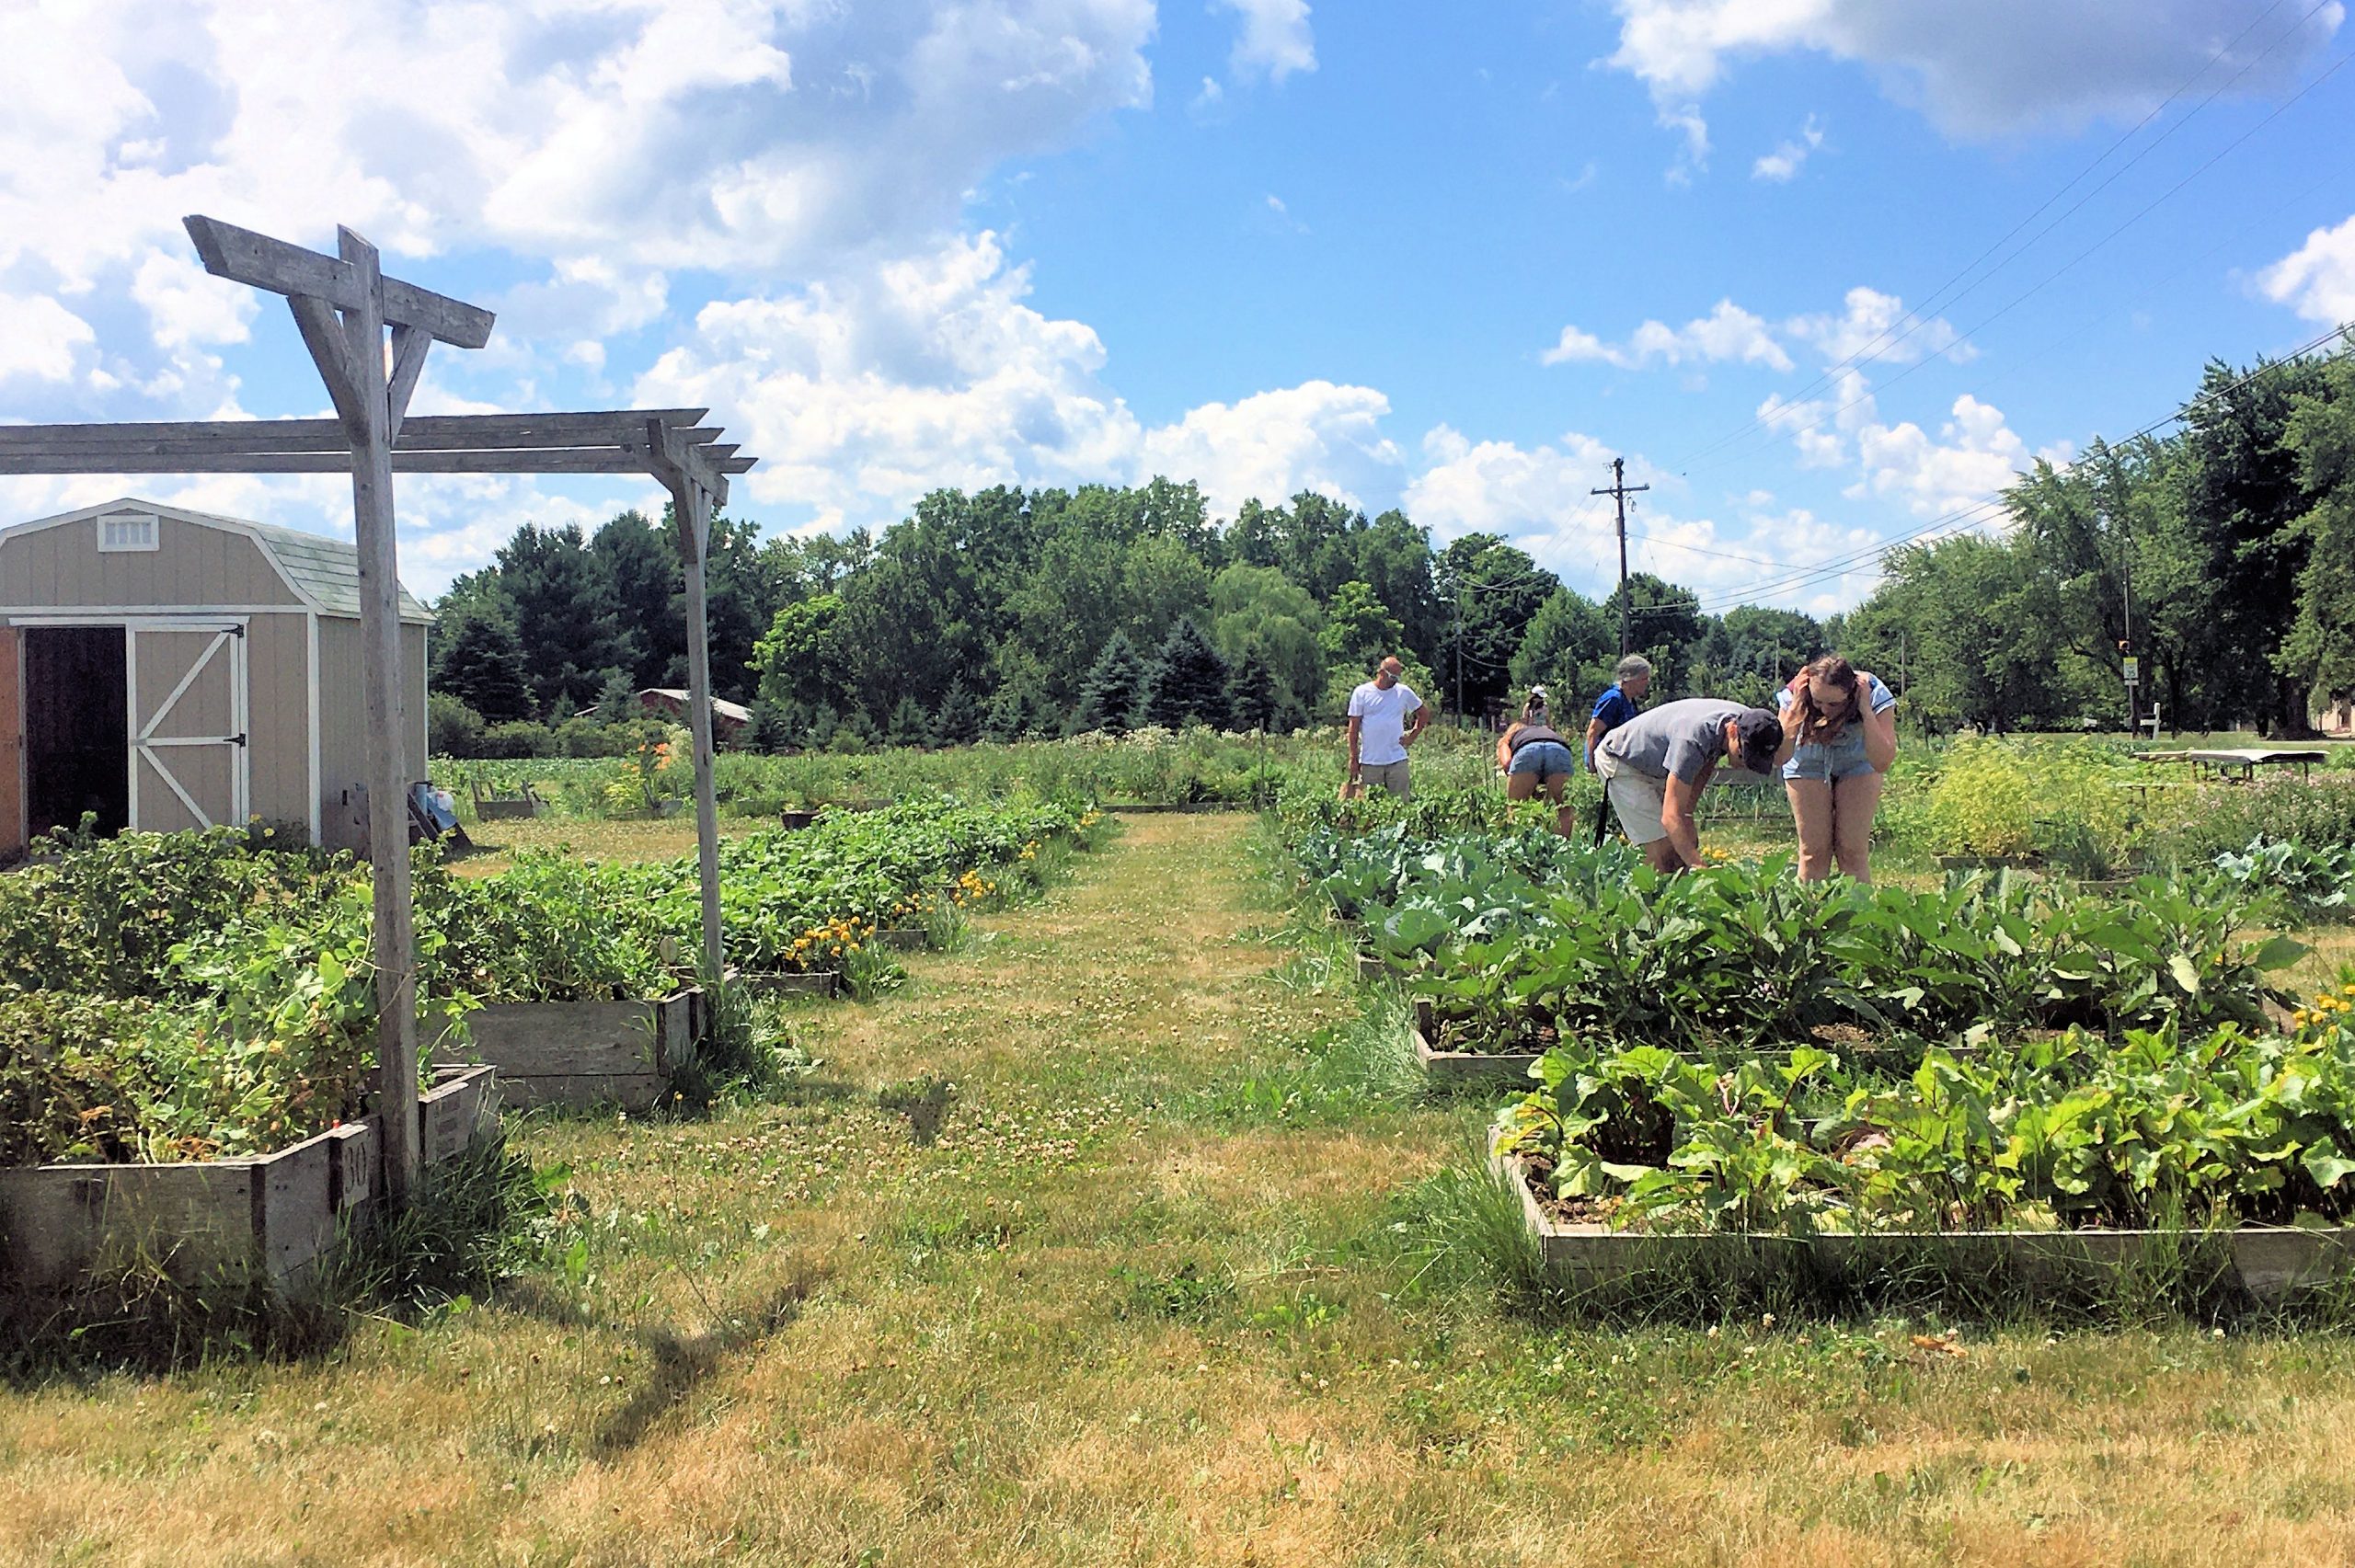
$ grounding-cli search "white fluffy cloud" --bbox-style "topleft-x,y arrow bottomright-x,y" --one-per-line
1603,0 -> 2344,161
1544,299 -> 1792,372
130,250 -> 258,353
1784,285 -> 1972,367
1752,115 -> 1823,182
2258,212 -> 2355,325
1546,287 -> 1969,376
0,0 -> 1155,333
1854,393 -> 2034,520
1213,0 -> 1316,84
1757,362 -> 2043,522
0,293 -> 97,383
1142,383 -> 1398,518
634,230 -> 1396,532
1403,425 -> 1623,547
1402,426 -> 1893,610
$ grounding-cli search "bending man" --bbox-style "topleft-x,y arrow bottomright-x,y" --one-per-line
1592,698 -> 1790,872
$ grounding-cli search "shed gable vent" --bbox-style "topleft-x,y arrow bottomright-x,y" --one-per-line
98,512 -> 160,553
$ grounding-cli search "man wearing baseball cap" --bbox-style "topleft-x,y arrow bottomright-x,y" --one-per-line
1592,698 -> 1791,872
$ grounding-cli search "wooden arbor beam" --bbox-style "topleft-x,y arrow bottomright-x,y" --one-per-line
0,414 -> 755,475
3,217 -> 762,1189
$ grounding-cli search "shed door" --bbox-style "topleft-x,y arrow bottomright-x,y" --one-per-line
128,622 -> 248,832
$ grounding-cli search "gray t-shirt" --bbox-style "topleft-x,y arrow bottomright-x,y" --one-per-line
1597,698 -> 1748,784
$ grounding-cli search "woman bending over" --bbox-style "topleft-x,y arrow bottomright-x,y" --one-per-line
1498,687 -> 1578,836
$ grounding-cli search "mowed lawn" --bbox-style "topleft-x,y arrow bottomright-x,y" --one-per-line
9,816 -> 2355,1565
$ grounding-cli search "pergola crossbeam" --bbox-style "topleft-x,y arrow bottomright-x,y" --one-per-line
0,449 -> 756,475
0,213 -> 759,1210
186,216 -> 495,349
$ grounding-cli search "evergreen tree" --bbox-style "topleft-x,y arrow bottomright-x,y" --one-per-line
1140,617 -> 1234,731
589,509 -> 678,685
1074,631 -> 1147,734
432,604 -> 534,722
982,681 -> 1040,741
933,681 -> 982,745
749,698 -> 796,754
496,522 -> 632,714
886,694 -> 933,749
592,666 -> 638,726
1229,647 -> 1281,733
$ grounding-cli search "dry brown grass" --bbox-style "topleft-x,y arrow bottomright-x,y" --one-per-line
10,815 -> 2355,1566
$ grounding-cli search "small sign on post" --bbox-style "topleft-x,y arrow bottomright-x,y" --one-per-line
2121,656 -> 2141,685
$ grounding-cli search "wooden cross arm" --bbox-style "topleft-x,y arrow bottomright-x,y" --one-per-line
185,215 -> 495,349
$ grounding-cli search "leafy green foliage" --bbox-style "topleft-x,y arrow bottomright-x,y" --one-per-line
0,796 -> 1102,1167
1497,1001 -> 2355,1235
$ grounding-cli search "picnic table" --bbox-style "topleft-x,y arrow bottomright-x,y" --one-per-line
2134,748 -> 2330,784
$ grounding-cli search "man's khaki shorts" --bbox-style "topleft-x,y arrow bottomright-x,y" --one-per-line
1358,760 -> 1412,800
1594,754 -> 1667,845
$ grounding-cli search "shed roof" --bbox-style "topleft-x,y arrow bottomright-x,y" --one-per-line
1,498 -> 432,623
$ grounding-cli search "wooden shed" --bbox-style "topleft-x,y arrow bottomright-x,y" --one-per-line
0,498 -> 430,853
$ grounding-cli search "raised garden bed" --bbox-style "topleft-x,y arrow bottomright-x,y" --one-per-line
440,990 -> 699,1112
1493,1152 -> 2355,1304
469,781 -> 543,821
777,808 -> 821,831
730,967 -> 845,1001
0,1065 -> 497,1294
1410,998 -> 1545,1084
877,927 -> 929,953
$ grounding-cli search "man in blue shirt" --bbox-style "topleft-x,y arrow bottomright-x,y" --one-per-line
1584,654 -> 1652,770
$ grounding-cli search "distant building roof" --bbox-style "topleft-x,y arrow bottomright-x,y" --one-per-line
640,688 -> 753,727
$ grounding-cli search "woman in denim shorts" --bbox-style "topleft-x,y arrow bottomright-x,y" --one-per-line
1498,688 -> 1578,836
1776,654 -> 1897,882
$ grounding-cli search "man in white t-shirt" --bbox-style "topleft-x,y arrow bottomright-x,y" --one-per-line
1345,656 -> 1429,800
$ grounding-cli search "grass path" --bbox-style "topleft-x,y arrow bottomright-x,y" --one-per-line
9,816 -> 2355,1564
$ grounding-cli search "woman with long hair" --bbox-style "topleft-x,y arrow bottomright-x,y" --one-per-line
1777,654 -> 1897,881
1498,687 -> 1578,835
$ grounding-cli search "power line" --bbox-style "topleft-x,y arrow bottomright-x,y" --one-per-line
1670,0 -> 2326,473
1683,322 -> 2354,612
1706,42 -> 2355,480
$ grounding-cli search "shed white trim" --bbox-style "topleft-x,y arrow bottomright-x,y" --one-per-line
1,605 -> 308,619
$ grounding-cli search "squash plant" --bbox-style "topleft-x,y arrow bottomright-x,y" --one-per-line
1498,1000 -> 2355,1235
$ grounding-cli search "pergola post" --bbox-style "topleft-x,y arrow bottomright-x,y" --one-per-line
0,215 -> 756,1204
318,231 -> 421,1197
656,430 -> 727,981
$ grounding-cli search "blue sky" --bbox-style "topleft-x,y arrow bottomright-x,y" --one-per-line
2,0 -> 2351,611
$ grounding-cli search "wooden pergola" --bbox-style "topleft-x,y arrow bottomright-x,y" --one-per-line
0,216 -> 757,1201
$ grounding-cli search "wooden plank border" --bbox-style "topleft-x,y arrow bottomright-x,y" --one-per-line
1492,1152 -> 2355,1304
441,990 -> 699,1112
0,1065 -> 498,1294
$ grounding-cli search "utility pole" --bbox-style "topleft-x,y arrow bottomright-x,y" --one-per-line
2117,498 -> 2139,741
1592,456 -> 1650,657
1451,580 -> 1465,727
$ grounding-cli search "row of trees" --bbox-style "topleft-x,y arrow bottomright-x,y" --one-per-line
1830,343 -> 2352,735
428,472 -> 1862,752
425,338 -> 2351,752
